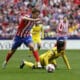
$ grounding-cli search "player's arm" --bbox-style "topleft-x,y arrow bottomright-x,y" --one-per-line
62,53 -> 71,70
22,16 -> 40,21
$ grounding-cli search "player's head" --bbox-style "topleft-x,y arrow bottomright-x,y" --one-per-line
32,8 -> 40,18
57,40 -> 65,52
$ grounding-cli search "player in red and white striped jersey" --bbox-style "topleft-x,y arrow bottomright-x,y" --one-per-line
2,8 -> 42,69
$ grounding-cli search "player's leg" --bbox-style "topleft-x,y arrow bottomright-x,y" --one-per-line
32,37 -> 41,50
37,43 -> 41,50
20,60 -> 35,69
37,39 -> 41,50
2,36 -> 22,68
27,38 -> 36,57
2,49 -> 17,69
28,43 -> 42,68
24,36 -> 42,68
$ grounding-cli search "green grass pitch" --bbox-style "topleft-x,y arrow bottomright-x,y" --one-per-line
0,50 -> 80,80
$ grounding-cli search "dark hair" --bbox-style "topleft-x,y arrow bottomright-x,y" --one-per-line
32,8 -> 40,14
57,40 -> 65,51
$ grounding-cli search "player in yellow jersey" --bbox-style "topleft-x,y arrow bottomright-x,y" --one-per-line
31,22 -> 44,50
20,40 -> 71,70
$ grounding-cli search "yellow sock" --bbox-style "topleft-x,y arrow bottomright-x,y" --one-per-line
24,61 -> 34,68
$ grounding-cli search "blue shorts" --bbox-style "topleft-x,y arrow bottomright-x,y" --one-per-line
57,36 -> 68,41
11,35 -> 32,49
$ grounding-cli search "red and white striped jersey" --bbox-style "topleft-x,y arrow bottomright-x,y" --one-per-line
57,20 -> 68,37
16,15 -> 34,37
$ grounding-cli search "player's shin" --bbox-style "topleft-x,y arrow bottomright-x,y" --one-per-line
6,52 -> 13,62
2,52 -> 13,69
6,49 -> 16,63
32,50 -> 42,68
29,43 -> 42,68
32,50 -> 40,62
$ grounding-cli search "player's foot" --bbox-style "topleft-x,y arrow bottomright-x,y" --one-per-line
20,60 -> 25,69
2,61 -> 7,69
37,65 -> 42,69
37,62 -> 42,69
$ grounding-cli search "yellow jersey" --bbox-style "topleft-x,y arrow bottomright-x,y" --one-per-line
40,47 -> 71,70
69,24 -> 78,33
31,24 -> 44,37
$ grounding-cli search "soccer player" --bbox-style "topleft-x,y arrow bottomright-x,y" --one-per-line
31,22 -> 44,50
2,8 -> 42,68
20,40 -> 71,70
55,16 -> 69,49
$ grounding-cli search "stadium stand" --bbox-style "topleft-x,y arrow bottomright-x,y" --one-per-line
0,0 -> 80,39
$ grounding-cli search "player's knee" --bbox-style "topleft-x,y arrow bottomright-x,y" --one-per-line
29,47 -> 34,51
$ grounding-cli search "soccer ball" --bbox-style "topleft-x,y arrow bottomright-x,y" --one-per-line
46,64 -> 55,73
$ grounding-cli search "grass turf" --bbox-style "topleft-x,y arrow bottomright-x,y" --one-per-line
0,50 -> 80,80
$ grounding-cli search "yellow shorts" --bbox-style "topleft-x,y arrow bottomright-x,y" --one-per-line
32,36 -> 41,43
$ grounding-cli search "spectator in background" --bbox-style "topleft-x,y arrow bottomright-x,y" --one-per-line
0,0 -> 80,39
56,16 -> 69,50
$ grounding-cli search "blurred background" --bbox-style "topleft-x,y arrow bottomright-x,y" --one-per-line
0,0 -> 80,40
